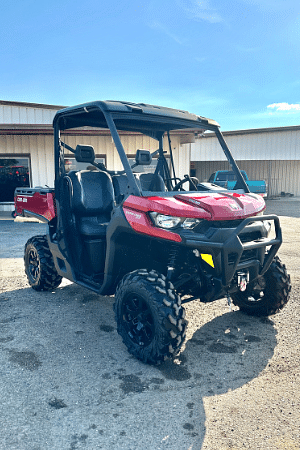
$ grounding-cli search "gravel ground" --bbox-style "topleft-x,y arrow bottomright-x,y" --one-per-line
0,198 -> 299,450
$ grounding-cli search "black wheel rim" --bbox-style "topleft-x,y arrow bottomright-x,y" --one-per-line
121,294 -> 155,346
27,248 -> 40,282
246,292 -> 265,303
245,277 -> 266,303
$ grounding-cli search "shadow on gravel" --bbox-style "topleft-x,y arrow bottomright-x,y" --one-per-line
0,209 -> 289,448
0,281 -> 277,450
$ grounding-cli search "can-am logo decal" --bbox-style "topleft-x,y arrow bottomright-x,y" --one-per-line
125,210 -> 142,220
188,198 -> 200,205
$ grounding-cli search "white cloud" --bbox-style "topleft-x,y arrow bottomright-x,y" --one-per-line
150,21 -> 185,44
175,0 -> 223,23
267,102 -> 300,111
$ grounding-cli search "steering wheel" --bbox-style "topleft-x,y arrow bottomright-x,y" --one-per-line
93,161 -> 126,176
173,174 -> 197,191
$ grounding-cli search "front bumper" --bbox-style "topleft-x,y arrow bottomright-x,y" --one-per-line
183,215 -> 281,288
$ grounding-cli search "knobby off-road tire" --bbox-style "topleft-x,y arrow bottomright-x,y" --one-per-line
114,269 -> 187,364
24,235 -> 62,291
231,256 -> 291,316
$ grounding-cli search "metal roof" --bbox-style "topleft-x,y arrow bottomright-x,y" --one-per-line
201,124 -> 300,137
0,100 -> 65,110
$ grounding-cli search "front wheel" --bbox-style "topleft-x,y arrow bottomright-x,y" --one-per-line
24,235 -> 62,291
231,256 -> 291,316
114,269 -> 187,364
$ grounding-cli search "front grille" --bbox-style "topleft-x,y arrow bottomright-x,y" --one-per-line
210,220 -> 244,228
228,249 -> 258,265
228,225 -> 263,265
193,219 -> 265,266
239,231 -> 262,243
193,219 -> 244,235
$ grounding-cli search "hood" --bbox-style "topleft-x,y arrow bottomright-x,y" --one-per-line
123,191 -> 266,221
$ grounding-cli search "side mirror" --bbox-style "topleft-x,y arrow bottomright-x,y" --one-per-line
75,145 -> 95,163
135,150 -> 152,166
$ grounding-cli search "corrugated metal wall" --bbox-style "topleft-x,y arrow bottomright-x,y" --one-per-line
0,133 -> 187,189
193,159 -> 300,197
3,104 -> 299,197
58,134 -> 188,179
189,126 -> 300,197
0,103 -> 189,210
1,133 -> 149,187
0,134 -> 54,187
191,127 -> 300,161
2,132 -> 298,196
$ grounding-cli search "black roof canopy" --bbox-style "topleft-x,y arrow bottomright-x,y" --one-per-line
53,100 -> 220,137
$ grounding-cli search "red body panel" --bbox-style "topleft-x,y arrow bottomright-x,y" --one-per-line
123,191 -> 265,241
123,208 -> 182,242
123,191 -> 266,221
14,188 -> 56,222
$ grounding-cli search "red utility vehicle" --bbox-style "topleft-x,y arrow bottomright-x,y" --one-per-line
17,101 -> 291,364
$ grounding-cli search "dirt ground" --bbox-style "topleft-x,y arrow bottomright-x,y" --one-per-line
0,198 -> 299,450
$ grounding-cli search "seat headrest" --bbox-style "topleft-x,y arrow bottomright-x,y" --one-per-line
67,170 -> 115,215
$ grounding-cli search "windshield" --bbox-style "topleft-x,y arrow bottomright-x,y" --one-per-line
54,101 -> 250,199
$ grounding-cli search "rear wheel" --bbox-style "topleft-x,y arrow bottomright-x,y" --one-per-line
114,269 -> 187,364
231,256 -> 291,316
24,235 -> 62,291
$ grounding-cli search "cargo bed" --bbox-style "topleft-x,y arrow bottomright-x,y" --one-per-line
14,187 -> 56,222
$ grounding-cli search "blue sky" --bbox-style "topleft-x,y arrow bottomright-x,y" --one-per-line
1,0 -> 300,130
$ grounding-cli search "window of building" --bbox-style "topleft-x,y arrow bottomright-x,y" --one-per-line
64,156 -> 106,173
0,156 -> 30,202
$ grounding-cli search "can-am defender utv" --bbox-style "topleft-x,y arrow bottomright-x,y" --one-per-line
22,101 -> 291,364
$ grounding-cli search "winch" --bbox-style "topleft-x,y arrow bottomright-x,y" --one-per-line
237,271 -> 249,292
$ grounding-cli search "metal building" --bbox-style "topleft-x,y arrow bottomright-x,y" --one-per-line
0,100 -> 192,211
1,100 -> 299,212
187,126 -> 300,197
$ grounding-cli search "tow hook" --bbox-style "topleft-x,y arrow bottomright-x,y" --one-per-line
237,271 -> 249,292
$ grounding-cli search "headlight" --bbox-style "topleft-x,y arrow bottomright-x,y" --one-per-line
150,213 -> 201,230
182,217 -> 202,229
150,213 -> 182,229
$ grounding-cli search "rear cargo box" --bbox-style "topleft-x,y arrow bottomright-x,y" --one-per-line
14,187 -> 56,222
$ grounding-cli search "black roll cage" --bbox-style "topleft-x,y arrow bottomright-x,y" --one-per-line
53,100 -> 249,200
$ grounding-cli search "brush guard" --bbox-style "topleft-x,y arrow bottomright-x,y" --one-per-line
184,215 -> 282,289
